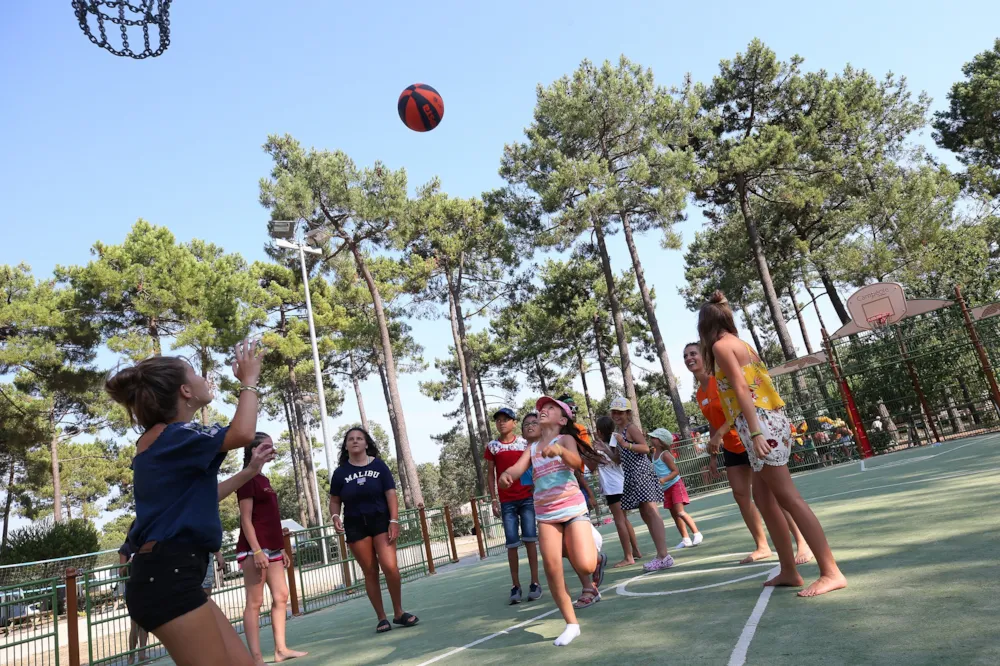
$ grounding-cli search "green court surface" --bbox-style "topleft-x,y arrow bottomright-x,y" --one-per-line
169,435 -> 1000,666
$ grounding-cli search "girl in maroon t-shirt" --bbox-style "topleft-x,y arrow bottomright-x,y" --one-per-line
237,432 -> 307,665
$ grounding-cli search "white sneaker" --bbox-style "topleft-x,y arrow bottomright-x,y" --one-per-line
692,532 -> 704,546
676,537 -> 693,549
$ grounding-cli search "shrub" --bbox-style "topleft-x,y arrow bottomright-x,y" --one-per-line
0,518 -> 100,565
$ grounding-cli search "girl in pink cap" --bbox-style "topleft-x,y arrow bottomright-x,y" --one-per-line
499,396 -> 602,647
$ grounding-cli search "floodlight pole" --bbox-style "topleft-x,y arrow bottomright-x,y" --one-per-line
274,230 -> 333,526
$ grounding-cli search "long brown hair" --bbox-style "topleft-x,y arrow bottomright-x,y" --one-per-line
105,356 -> 190,430
697,291 -> 739,374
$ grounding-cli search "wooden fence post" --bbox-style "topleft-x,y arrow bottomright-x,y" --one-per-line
282,529 -> 301,617
65,568 -> 80,666
470,497 -> 486,560
418,504 -> 435,574
443,505 -> 459,563
337,531 -> 352,589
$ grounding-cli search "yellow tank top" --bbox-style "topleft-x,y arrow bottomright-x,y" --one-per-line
714,341 -> 785,426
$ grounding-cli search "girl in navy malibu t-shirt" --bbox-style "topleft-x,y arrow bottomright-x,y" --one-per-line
328,427 -> 418,634
105,341 -> 266,666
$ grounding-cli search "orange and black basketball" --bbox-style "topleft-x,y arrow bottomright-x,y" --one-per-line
398,83 -> 444,132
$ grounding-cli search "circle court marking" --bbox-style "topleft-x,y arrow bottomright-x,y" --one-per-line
616,552 -> 779,597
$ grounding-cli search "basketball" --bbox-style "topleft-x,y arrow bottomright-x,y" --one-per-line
398,83 -> 444,132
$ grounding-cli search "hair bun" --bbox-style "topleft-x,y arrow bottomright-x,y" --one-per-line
709,290 -> 728,306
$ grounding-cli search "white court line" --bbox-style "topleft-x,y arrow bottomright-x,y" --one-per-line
616,563 -> 776,597
806,467 -> 995,503
415,608 -> 561,666
727,568 -> 780,666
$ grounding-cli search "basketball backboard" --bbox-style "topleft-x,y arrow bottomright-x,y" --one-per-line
846,282 -> 907,329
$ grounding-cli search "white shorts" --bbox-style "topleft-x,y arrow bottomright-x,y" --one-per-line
734,407 -> 792,472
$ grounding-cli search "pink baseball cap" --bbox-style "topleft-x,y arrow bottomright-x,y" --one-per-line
535,396 -> 573,419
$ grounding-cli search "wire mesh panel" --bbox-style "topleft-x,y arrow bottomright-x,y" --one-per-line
83,561 -> 165,666
422,508 -> 455,569
670,436 -> 729,495
0,580 -> 60,666
471,496 -> 507,558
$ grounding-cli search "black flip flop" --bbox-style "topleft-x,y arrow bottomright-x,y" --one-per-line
393,612 -> 419,627
376,619 -> 392,634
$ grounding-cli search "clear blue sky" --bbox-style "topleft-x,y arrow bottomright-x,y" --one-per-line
2,1 -> 997,525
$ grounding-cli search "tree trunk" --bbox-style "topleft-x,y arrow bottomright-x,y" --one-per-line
593,218 -> 642,432
288,370 -> 320,526
801,277 -> 828,332
788,287 -> 814,355
740,304 -> 765,358
282,394 -> 308,528
2,461 -> 14,553
592,314 -> 611,394
348,241 -> 424,507
452,285 -> 491,457
149,317 -> 162,356
375,351 -> 414,508
65,495 -> 72,522
349,352 -> 370,433
577,349 -> 597,433
533,356 -> 549,395
199,349 -> 211,425
945,387 -> 966,434
477,374 -> 493,440
959,377 -> 982,425
816,263 -> 849,324
49,430 -> 62,524
619,212 -> 691,439
445,287 -> 485,495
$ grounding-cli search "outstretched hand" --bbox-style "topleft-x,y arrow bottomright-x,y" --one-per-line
232,338 -> 265,387
498,472 -> 514,489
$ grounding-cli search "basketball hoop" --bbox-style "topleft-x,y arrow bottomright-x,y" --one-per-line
71,1 -> 172,59
866,312 -> 892,329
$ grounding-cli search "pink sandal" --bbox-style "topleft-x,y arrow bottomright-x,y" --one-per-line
572,587 -> 601,609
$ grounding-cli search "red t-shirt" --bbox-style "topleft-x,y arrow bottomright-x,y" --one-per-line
697,377 -> 745,454
235,474 -> 284,552
484,436 -> 533,503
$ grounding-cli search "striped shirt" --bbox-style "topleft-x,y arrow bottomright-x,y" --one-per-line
531,438 -> 588,524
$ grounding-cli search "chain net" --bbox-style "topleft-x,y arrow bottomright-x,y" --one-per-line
71,0 -> 172,59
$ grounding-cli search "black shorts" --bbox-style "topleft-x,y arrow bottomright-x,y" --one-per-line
126,541 -> 210,632
723,448 -> 751,468
605,493 -> 623,506
344,513 -> 390,544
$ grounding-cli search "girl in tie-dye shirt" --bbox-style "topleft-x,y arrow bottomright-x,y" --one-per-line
499,396 -> 603,647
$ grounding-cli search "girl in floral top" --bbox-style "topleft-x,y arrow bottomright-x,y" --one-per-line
699,291 -> 846,598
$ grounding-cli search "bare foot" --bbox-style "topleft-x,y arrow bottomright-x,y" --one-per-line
633,552 -> 644,559
276,649 -> 309,662
798,573 -> 847,597
613,559 -> 636,568
763,570 -> 804,587
794,546 -> 814,565
740,549 -> 772,564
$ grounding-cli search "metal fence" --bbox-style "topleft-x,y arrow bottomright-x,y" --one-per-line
0,580 -> 60,666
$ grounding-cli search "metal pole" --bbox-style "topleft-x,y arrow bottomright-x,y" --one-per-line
296,241 -> 332,519
955,285 -> 1000,416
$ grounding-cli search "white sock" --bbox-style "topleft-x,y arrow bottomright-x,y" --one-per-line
591,524 -> 603,552
554,623 -> 581,646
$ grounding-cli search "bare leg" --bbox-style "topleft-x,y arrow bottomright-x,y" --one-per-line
727,465 -> 771,563
373,533 -> 406,620
240,558 -> 267,666
679,508 -> 699,535
525,541 -> 540,585
752,471 -> 803,588
151,600 -> 255,666
609,503 -> 635,567
638,502 -> 669,559
669,505 -> 689,539
127,622 -> 138,664
137,627 -> 148,661
783,510 -> 813,564
506,546 -> 521,588
759,465 -> 846,597
538,522 -> 576,626
265,561 -> 307,662
627,519 -> 642,558
348,538 -> 387,622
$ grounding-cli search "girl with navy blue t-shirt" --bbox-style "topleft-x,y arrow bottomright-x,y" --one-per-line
105,340 -> 268,666
329,427 -> 419,634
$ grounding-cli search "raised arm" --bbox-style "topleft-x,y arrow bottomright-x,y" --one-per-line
223,339 -> 265,451
217,443 -> 273,500
539,435 -> 583,471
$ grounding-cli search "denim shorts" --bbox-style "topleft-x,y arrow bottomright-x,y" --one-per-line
501,497 -> 538,549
